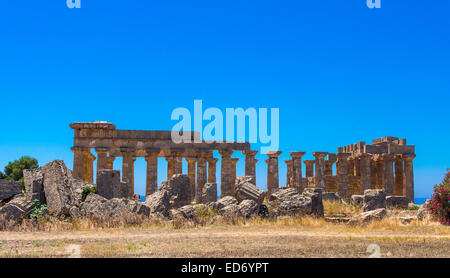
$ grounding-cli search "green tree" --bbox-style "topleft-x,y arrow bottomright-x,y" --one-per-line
2,156 -> 39,182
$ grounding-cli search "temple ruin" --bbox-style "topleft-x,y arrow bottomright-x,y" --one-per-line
70,122 -> 416,202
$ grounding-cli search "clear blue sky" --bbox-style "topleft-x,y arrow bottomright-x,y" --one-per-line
0,1 -> 448,198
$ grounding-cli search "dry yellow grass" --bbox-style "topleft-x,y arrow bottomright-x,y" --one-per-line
0,200 -> 448,257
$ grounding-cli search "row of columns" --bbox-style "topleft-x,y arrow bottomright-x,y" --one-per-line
72,146 -> 259,201
73,146 -> 415,202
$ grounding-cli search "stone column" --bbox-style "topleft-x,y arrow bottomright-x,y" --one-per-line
231,158 -> 239,196
290,152 -> 306,192
106,155 -> 115,170
95,147 -> 109,179
304,160 -> 315,178
121,148 -> 135,197
370,160 -> 377,189
83,151 -> 96,183
165,156 -> 174,180
382,154 -> 395,195
196,151 -> 208,202
348,158 -> 355,176
359,153 -> 372,193
403,154 -> 416,202
266,151 -> 282,196
313,152 -> 328,190
71,146 -> 87,180
285,160 -> 293,188
325,154 -> 336,176
374,155 -> 384,189
145,148 -> 159,196
219,149 -> 233,198
186,157 -> 197,202
243,150 -> 258,184
172,150 -> 184,175
207,157 -> 218,183
394,155 -> 404,196
336,153 -> 351,199
354,157 -> 361,177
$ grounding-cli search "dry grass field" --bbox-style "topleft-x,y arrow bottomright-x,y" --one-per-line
0,201 -> 449,258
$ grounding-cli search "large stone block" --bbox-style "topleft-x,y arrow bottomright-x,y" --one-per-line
322,192 -> 342,203
42,160 -> 90,216
234,176 -> 265,205
0,194 -> 32,223
238,199 -> 259,218
81,193 -> 151,219
160,174 -> 191,209
201,183 -> 217,204
0,180 -> 22,201
385,196 -> 409,209
97,170 -> 129,199
303,188 -> 324,217
23,169 -> 45,203
145,190 -> 170,217
363,189 -> 386,212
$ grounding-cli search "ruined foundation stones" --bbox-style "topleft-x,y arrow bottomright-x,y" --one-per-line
234,176 -> 265,205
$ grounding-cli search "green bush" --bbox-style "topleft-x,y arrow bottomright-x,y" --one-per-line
29,200 -> 48,220
82,186 -> 98,201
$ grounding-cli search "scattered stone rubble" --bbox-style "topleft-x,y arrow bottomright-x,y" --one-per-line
0,159 -> 433,227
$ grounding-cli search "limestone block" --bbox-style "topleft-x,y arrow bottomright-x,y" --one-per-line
362,189 -> 386,212
234,176 -> 265,205
386,196 -> 409,209
23,169 -> 45,203
0,180 -> 22,201
201,183 -> 217,204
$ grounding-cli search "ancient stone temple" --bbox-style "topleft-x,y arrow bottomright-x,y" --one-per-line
70,121 -> 251,200
70,122 -> 416,203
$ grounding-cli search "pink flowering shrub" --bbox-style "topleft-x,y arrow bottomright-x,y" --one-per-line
426,169 -> 449,225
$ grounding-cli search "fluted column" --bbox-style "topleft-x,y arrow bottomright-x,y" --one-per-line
83,151 -> 96,183
121,147 -> 135,197
359,153 -> 372,193
243,150 -> 258,184
313,152 -> 327,190
196,151 -> 208,202
71,146 -> 87,180
186,157 -> 197,201
382,154 -> 395,195
374,155 -> 384,189
219,149 -> 233,198
231,158 -> 239,196
266,151 -> 282,196
336,153 -> 351,199
285,159 -> 293,188
394,155 -> 404,196
325,154 -> 336,176
172,150 -> 184,175
403,154 -> 416,202
304,160 -> 315,178
165,156 -> 174,180
208,157 -> 218,183
370,160 -> 377,189
106,155 -> 115,170
95,147 -> 109,179
145,148 -> 160,196
290,152 -> 306,192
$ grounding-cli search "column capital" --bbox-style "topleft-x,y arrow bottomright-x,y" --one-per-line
312,152 -> 328,159
94,147 -> 109,153
71,146 -> 89,152
145,148 -> 161,157
382,153 -> 395,161
337,153 -> 351,160
219,149 -> 234,157
185,157 -> 197,164
267,150 -> 282,158
208,157 -> 219,164
120,147 -> 136,154
290,151 -> 306,159
304,160 -> 316,165
285,159 -> 293,165
357,153 -> 372,160
243,150 -> 258,157
231,157 -> 239,165
403,154 -> 416,161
